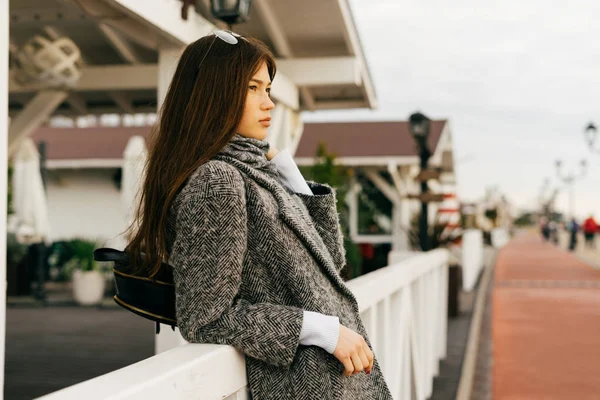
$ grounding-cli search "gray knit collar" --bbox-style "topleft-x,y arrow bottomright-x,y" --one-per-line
216,133 -> 279,177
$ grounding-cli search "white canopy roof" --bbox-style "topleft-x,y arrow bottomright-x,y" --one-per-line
8,0 -> 377,118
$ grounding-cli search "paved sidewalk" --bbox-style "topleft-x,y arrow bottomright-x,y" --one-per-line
5,307 -> 154,400
493,233 -> 600,399
429,247 -> 497,400
557,231 -> 600,270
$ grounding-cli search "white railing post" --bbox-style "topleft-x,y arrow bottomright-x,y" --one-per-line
491,227 -> 510,248
462,229 -> 484,291
379,296 -> 391,375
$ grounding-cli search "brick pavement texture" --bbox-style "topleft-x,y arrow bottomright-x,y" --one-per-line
493,233 -> 600,400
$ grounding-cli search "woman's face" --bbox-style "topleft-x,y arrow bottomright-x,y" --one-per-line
237,61 -> 275,140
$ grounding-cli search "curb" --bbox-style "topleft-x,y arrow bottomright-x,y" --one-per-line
7,297 -> 120,309
455,249 -> 496,400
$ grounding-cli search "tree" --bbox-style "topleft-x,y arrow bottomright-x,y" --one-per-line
299,142 -> 362,279
408,212 -> 462,250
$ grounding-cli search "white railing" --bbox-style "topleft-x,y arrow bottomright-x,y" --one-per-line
462,229 -> 484,292
347,249 -> 449,400
38,250 -> 449,400
491,227 -> 510,248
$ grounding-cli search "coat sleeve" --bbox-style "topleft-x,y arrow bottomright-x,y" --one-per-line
294,181 -> 347,273
170,189 -> 304,368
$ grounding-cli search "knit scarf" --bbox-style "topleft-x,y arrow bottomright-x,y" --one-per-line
216,133 -> 280,179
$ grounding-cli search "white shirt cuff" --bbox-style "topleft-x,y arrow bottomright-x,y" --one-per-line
271,148 -> 313,196
299,311 -> 340,354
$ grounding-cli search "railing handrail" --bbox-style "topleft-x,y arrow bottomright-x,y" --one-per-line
38,344 -> 247,400
347,248 -> 448,311
38,250 -> 449,400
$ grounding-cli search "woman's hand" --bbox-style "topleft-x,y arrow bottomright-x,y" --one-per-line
266,146 -> 280,161
333,324 -> 374,376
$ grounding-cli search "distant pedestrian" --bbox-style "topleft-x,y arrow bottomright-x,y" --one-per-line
549,220 -> 559,245
582,215 -> 598,249
568,218 -> 579,252
540,216 -> 550,241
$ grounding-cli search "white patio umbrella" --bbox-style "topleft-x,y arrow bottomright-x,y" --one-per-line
122,135 -> 148,239
11,138 -> 50,245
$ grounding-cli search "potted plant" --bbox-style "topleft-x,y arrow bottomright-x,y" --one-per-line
63,238 -> 106,305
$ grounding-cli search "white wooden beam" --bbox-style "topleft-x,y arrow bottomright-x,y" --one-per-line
254,0 -> 291,54
10,64 -> 158,92
253,0 -> 310,110
98,23 -> 142,64
312,100 -> 368,111
109,92 -> 135,113
43,26 -> 63,41
8,90 -> 69,157
11,64 -> 298,108
9,105 -> 156,118
1,0 -> 9,393
365,169 -> 401,204
300,88 -> 316,111
76,0 -> 158,50
352,235 -> 395,244
271,72 -> 299,110
102,0 -> 214,46
336,0 -> 377,109
277,57 -> 362,87
45,23 -> 143,115
388,161 -> 409,197
66,93 -> 89,114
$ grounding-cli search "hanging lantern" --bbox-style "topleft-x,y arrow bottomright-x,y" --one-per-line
211,0 -> 253,25
13,34 -> 81,88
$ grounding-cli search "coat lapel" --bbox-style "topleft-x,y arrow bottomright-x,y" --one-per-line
214,156 -> 356,301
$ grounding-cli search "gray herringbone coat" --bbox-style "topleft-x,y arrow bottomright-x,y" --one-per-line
166,135 -> 393,400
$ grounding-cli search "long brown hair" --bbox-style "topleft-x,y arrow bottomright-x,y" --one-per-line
126,33 -> 276,278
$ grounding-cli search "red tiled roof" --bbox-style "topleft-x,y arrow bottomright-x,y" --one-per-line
31,126 -> 151,160
30,120 -> 447,161
295,120 -> 447,158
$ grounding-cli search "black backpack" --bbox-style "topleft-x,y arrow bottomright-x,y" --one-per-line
94,248 -> 177,334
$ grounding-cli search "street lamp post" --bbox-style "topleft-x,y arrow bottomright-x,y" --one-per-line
409,111 -> 432,251
555,159 -> 587,221
584,122 -> 600,153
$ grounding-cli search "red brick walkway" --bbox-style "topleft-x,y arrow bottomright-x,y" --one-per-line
493,233 -> 600,399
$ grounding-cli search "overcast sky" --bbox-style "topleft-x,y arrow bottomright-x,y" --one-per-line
302,0 -> 600,220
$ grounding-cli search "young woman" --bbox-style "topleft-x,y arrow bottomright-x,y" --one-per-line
126,30 -> 393,400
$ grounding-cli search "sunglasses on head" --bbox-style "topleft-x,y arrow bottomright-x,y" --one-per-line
198,30 -> 245,70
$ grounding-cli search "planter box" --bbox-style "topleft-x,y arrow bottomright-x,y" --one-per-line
72,270 -> 106,305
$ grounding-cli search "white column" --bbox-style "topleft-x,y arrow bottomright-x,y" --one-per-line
0,0 -> 9,393
155,44 -> 186,355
